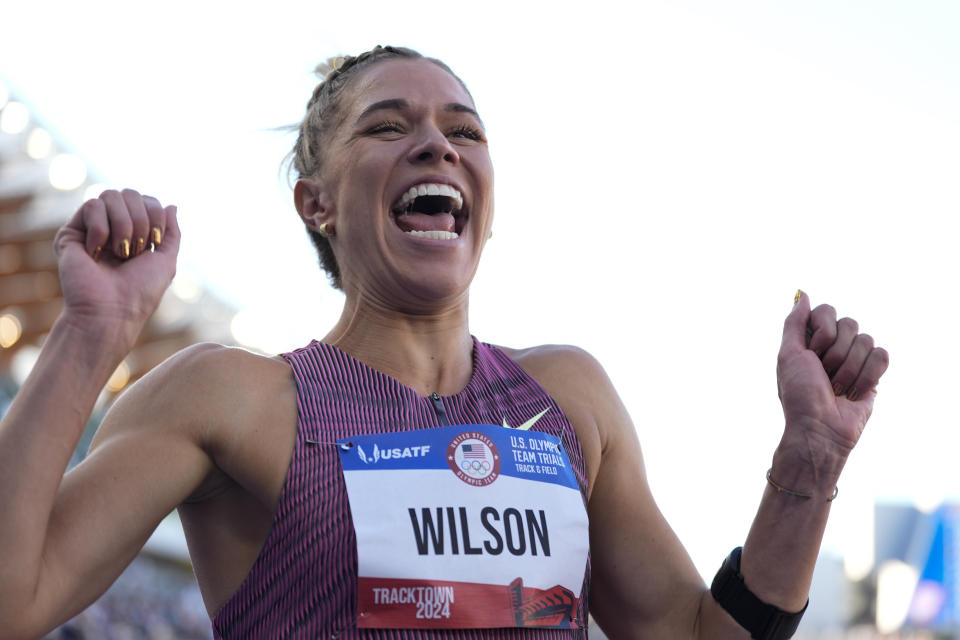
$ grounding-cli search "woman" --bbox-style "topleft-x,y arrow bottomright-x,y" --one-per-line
0,46 -> 888,639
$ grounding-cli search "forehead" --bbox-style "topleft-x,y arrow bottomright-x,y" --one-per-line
344,58 -> 476,117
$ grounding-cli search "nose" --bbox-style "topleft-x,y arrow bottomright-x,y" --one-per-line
407,126 -> 460,165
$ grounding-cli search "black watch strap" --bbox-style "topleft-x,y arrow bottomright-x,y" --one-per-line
710,547 -> 808,640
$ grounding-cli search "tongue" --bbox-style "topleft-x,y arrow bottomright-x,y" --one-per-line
394,212 -> 456,233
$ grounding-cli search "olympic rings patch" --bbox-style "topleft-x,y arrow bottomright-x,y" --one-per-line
446,431 -> 500,486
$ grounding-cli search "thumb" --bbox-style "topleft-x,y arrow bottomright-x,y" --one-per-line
780,290 -> 811,353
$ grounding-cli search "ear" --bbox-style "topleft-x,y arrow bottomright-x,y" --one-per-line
294,178 -> 335,232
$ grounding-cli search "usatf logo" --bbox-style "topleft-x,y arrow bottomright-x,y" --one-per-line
447,431 -> 500,486
356,443 -> 431,464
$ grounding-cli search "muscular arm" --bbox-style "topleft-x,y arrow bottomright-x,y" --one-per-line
0,192 -> 207,639
514,292 -> 888,639
8,345 -> 216,638
584,360 -> 707,638
511,345 -> 706,636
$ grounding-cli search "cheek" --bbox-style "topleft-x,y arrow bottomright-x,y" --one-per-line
463,152 -> 494,193
333,156 -> 395,221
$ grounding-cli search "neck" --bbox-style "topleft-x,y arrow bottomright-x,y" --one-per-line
324,294 -> 474,397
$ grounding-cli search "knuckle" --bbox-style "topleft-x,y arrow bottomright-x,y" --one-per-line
82,198 -> 104,214
143,196 -> 162,213
873,347 -> 891,366
838,317 -> 859,333
855,333 -> 875,350
813,304 -> 836,317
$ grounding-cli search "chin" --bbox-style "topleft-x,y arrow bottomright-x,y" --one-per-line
387,267 -> 476,312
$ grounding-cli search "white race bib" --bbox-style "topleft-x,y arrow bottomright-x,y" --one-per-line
338,424 -> 589,629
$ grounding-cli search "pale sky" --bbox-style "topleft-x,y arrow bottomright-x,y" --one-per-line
1,0 -> 958,581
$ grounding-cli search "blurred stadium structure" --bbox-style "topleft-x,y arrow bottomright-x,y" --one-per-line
0,77 -> 233,639
0,79 -> 238,398
2,77 -> 958,640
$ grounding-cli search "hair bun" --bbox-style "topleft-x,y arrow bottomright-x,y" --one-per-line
314,56 -> 349,80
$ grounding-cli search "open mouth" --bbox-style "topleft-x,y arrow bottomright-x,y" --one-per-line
391,183 -> 466,240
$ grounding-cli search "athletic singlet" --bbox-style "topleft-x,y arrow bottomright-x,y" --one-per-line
212,338 -> 591,639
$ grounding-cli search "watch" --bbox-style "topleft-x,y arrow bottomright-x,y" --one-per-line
709,547 -> 808,640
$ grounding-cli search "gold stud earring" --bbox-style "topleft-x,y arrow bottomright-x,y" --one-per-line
318,222 -> 335,238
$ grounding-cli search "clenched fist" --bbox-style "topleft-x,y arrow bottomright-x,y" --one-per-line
53,189 -> 180,346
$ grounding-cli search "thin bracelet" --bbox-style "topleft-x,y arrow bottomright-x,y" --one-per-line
766,468 -> 838,502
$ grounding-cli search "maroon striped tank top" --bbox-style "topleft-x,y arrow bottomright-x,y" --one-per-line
212,337 -> 591,639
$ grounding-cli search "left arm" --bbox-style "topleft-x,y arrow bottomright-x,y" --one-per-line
516,291 -> 889,638
512,345 -> 708,637
731,291 -> 889,617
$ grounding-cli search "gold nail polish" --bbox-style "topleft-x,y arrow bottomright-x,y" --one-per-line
832,382 -> 843,396
120,239 -> 131,259
794,289 -> 803,304
136,237 -> 146,255
847,387 -> 859,402
93,246 -> 102,262
151,226 -> 163,246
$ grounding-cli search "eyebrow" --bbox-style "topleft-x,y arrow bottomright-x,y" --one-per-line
355,99 -> 485,129
356,99 -> 408,122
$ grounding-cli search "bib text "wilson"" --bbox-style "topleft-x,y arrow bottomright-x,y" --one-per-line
408,506 -> 550,556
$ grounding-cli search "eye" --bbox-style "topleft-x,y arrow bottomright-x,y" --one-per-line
367,121 -> 406,135
448,124 -> 485,142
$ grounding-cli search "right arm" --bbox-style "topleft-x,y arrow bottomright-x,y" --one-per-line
0,191 -> 205,639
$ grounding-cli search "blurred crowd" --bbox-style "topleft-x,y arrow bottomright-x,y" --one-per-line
42,554 -> 210,640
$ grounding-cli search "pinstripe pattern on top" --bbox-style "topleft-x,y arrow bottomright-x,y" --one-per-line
212,337 -> 591,639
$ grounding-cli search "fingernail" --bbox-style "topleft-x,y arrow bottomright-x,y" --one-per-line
151,226 -> 163,246
120,239 -> 131,259
92,246 -> 102,262
847,387 -> 859,402
136,237 -> 146,255
832,382 -> 844,396
794,289 -> 803,304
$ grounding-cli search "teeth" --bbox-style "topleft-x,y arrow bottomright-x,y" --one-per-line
406,230 -> 459,240
393,183 -> 463,213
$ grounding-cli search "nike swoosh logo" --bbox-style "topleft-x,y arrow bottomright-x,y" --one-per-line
503,408 -> 550,431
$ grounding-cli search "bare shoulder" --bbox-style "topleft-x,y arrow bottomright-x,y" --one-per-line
93,342 -> 292,446
497,343 -> 616,407
497,343 -> 623,493
91,342 -> 298,500
143,341 -> 291,396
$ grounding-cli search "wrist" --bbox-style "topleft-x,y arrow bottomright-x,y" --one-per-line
57,307 -> 146,355
770,432 -> 848,499
51,312 -> 138,372
8,314 -> 136,436
711,547 -> 808,640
